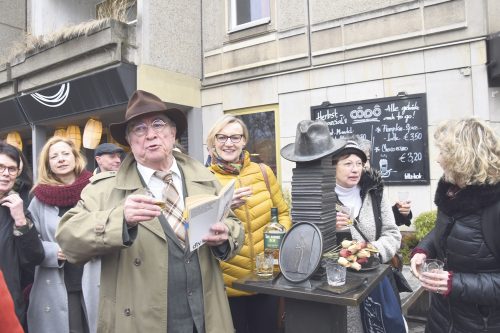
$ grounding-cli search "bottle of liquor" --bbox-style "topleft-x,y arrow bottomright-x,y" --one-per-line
264,207 -> 286,273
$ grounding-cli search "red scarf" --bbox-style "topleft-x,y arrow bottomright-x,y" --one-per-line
33,170 -> 92,207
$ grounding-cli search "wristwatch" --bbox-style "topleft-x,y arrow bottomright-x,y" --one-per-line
13,218 -> 33,236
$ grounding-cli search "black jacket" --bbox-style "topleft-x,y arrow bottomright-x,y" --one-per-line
417,179 -> 500,333
0,206 -> 44,328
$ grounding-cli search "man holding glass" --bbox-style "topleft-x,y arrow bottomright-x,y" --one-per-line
56,90 -> 244,333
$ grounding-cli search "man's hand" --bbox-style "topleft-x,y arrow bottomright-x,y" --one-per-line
123,194 -> 161,228
203,222 -> 229,247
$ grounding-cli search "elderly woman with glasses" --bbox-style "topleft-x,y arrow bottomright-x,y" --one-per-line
333,141 -> 404,333
0,141 -> 44,331
206,115 -> 291,333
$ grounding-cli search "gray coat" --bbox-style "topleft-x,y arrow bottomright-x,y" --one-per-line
27,197 -> 100,333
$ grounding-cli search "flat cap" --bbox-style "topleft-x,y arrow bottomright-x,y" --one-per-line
94,143 -> 124,158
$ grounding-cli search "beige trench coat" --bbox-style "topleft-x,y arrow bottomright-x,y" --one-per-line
56,152 -> 244,333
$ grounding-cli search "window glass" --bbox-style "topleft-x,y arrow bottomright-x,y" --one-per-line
236,111 -> 277,175
230,0 -> 270,31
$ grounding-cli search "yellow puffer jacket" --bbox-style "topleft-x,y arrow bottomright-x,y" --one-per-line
209,152 -> 291,297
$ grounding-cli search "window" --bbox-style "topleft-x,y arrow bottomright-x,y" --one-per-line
229,0 -> 270,32
235,110 -> 278,175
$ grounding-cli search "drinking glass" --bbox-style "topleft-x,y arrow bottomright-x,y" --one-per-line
326,261 -> 347,286
422,259 -> 444,274
397,191 -> 410,203
255,253 -> 274,279
340,205 -> 355,225
145,189 -> 166,212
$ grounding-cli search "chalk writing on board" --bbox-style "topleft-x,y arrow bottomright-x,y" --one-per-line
311,94 -> 429,185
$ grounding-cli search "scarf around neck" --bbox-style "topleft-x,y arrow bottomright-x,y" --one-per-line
33,170 -> 93,207
210,150 -> 247,175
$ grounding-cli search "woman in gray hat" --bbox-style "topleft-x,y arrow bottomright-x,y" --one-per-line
333,141 -> 405,333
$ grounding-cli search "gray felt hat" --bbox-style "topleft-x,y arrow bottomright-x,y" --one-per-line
280,119 -> 346,162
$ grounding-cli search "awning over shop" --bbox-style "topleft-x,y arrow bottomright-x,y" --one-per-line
0,98 -> 29,131
18,63 -> 136,123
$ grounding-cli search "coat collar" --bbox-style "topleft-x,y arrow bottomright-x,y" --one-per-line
435,178 -> 500,216
115,151 -> 215,195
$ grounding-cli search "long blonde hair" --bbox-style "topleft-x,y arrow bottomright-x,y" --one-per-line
434,117 -> 500,186
36,136 -> 87,186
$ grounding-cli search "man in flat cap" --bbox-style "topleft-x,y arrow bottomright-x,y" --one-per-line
56,90 -> 244,333
93,143 -> 124,173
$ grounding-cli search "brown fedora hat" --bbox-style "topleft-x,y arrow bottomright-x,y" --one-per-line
109,90 -> 187,146
280,119 -> 346,162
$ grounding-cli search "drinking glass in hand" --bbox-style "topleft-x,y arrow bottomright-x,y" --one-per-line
340,206 -> 354,225
423,259 -> 444,274
146,190 -> 166,212
397,191 -> 410,203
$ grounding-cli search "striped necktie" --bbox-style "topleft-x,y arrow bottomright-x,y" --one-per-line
155,171 -> 186,247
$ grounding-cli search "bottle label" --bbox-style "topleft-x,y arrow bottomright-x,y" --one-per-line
264,232 -> 285,249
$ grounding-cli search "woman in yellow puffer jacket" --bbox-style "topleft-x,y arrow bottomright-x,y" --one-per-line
206,115 -> 291,333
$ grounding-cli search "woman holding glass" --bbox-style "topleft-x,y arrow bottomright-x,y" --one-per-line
206,115 -> 291,333
27,137 -> 99,333
410,118 -> 500,332
333,141 -> 404,333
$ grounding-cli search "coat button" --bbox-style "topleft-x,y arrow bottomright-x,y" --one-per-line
124,308 -> 131,316
185,258 -> 190,264
44,306 -> 50,312
187,290 -> 193,296
134,258 -> 141,266
46,279 -> 50,285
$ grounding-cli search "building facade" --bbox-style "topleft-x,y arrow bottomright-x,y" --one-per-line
0,0 -> 499,227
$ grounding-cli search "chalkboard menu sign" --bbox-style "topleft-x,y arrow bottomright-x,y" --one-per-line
311,94 -> 429,185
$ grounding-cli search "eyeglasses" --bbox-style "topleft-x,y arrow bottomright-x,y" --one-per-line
338,161 -> 364,170
0,164 -> 18,176
130,119 -> 168,137
215,134 -> 244,144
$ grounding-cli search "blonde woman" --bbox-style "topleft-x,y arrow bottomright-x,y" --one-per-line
411,118 -> 500,332
27,137 -> 99,333
206,115 -> 291,333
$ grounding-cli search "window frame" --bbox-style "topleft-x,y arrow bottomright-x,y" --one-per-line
228,0 -> 271,33
226,104 -> 281,182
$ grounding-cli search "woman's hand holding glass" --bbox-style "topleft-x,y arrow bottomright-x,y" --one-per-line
231,186 -> 252,209
396,191 -> 411,217
336,206 -> 353,230
412,255 -> 449,294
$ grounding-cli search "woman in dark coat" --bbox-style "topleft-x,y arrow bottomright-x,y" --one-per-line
0,142 -> 44,330
410,117 -> 500,332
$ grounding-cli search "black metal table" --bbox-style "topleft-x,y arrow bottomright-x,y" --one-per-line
233,264 -> 391,333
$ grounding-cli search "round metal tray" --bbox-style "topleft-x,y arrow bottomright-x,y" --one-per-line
279,222 -> 323,283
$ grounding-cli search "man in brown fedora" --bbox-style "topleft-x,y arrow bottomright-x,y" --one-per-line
56,90 -> 244,333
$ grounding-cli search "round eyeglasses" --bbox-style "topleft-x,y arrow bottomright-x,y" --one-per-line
130,119 -> 168,137
0,164 -> 18,176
